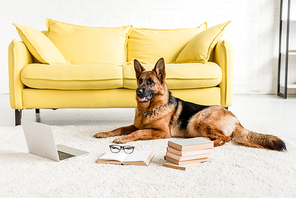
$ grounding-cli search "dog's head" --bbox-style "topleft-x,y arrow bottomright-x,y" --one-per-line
134,58 -> 166,104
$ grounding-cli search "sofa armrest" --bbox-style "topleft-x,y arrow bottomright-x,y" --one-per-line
214,40 -> 233,107
8,39 -> 32,109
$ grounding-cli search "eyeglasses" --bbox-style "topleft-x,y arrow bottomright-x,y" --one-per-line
109,144 -> 135,154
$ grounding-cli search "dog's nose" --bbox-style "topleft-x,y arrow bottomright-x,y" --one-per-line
136,88 -> 144,95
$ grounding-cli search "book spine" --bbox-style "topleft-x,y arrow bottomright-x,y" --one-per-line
168,141 -> 182,150
163,163 -> 186,171
181,143 -> 213,151
168,142 -> 213,151
165,156 -> 209,165
167,146 -> 212,156
166,151 -> 211,161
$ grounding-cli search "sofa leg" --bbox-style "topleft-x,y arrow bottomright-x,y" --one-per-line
35,109 -> 40,122
15,109 -> 22,126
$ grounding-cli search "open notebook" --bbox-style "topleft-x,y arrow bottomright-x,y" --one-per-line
97,150 -> 153,166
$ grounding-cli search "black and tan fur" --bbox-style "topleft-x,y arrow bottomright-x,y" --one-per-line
94,58 -> 286,151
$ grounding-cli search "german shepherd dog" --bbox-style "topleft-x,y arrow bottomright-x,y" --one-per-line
94,58 -> 286,151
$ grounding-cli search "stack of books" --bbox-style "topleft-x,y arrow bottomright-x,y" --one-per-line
163,138 -> 213,171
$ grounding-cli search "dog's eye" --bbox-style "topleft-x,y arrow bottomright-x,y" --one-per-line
139,78 -> 143,84
147,78 -> 154,85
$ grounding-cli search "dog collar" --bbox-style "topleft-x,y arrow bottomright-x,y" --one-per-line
143,104 -> 167,116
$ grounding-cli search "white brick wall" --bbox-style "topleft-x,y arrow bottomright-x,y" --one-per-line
0,0 -> 286,94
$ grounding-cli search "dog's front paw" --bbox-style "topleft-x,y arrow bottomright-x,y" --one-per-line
94,132 -> 110,138
113,137 -> 127,144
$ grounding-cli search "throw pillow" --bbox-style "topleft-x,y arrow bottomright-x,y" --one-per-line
46,18 -> 133,65
127,22 -> 207,64
13,23 -> 70,65
176,21 -> 231,64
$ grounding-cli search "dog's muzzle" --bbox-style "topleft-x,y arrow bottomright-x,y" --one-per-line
136,87 -> 155,103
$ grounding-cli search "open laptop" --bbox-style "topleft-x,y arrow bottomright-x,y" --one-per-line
22,120 -> 89,162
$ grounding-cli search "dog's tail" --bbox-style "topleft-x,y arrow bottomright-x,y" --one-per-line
231,125 -> 286,151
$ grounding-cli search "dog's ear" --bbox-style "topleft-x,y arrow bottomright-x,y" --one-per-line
153,58 -> 166,83
134,59 -> 146,79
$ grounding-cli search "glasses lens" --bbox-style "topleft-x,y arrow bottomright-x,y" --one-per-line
110,145 -> 121,153
123,145 -> 134,154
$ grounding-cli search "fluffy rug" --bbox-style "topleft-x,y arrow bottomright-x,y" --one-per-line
0,125 -> 295,197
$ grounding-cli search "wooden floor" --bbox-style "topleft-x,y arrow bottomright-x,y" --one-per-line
1,94 -> 295,144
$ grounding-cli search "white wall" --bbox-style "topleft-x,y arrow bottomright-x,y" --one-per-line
0,0 -> 282,94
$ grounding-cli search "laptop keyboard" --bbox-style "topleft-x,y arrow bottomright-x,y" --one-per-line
58,151 -> 75,160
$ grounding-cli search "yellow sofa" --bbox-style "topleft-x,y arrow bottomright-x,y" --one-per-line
8,19 -> 233,125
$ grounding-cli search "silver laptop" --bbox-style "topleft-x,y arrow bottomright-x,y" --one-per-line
22,120 -> 88,162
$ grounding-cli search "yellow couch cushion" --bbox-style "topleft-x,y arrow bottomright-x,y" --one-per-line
21,64 -> 123,90
123,62 -> 222,89
127,22 -> 207,64
46,18 -> 133,65
176,21 -> 231,64
13,23 -> 69,65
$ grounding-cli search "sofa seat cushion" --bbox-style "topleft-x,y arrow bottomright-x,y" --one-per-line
123,62 -> 222,89
21,64 -> 122,90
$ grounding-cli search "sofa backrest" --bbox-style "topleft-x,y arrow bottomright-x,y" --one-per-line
15,19 -> 230,65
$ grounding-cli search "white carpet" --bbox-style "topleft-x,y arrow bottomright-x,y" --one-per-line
0,125 -> 296,198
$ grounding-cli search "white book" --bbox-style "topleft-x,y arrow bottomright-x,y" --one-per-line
168,138 -> 213,151
97,151 -> 154,166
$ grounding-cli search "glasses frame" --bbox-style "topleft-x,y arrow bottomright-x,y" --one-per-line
109,144 -> 135,154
